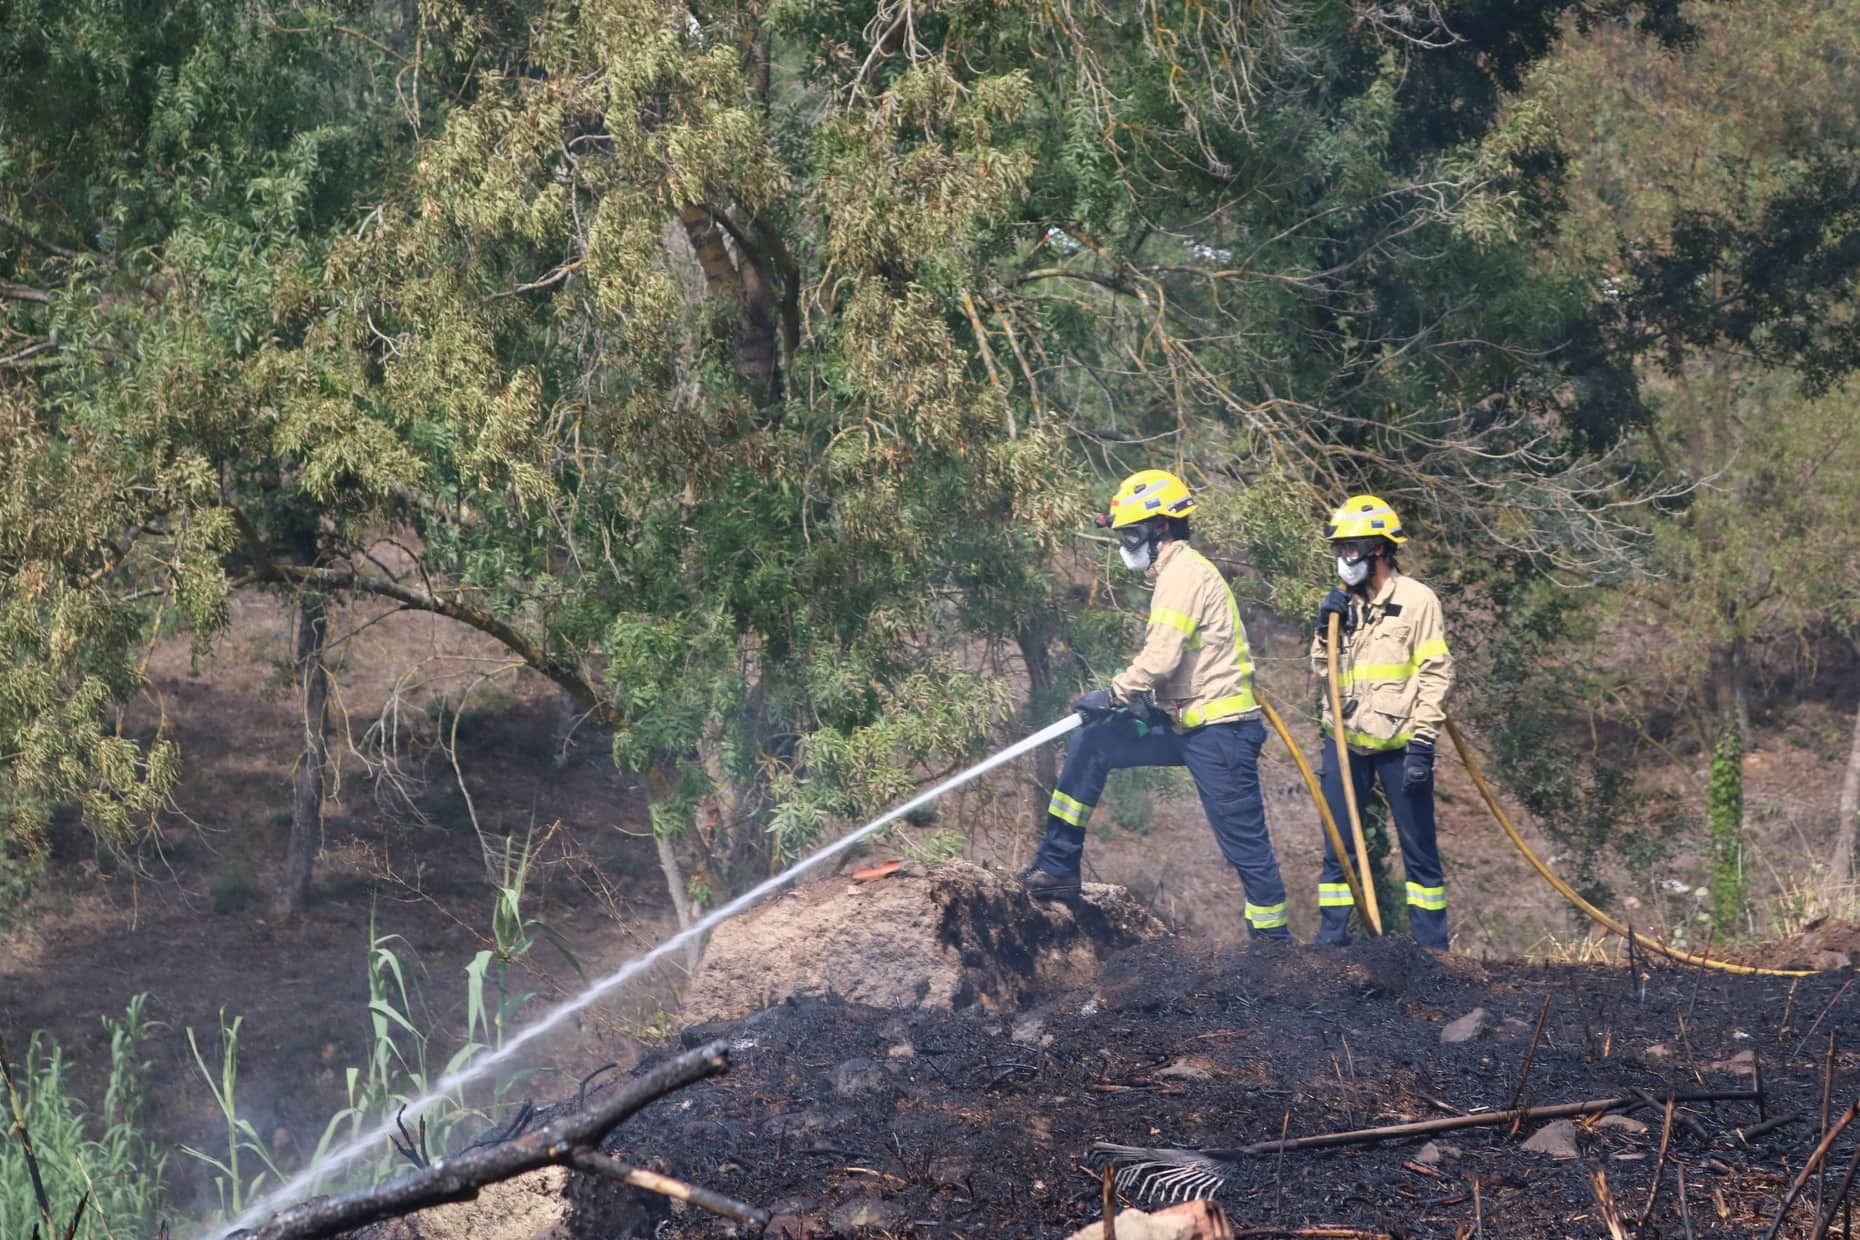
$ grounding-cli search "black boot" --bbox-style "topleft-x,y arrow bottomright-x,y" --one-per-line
1019,867 -> 1082,900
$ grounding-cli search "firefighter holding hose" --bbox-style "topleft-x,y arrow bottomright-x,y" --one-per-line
1020,470 -> 1291,941
1312,496 -> 1454,950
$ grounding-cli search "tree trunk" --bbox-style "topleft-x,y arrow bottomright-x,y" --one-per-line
279,588 -> 330,913
1831,656 -> 1860,885
1732,634 -> 1753,748
1708,719 -> 1745,933
1703,639 -> 1748,758
655,829 -> 703,971
675,203 -> 781,403
553,686 -> 579,770
1016,623 -> 1058,793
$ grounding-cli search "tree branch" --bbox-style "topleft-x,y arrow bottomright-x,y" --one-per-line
566,1147 -> 768,1227
0,211 -> 85,262
226,502 -> 613,725
0,282 -> 53,304
277,562 -> 612,725
0,340 -> 57,368
245,1041 -> 738,1240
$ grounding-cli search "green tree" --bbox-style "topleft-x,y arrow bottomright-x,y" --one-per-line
3,0 -> 1711,916
1499,0 -> 1860,913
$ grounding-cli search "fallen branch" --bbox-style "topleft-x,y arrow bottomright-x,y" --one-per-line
1740,1109 -> 1809,1142
245,1041 -> 740,1240
1093,1088 -> 1760,1203
567,1147 -> 768,1228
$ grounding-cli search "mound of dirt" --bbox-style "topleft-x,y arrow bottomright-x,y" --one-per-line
681,860 -> 1165,1023
1747,919 -> 1860,971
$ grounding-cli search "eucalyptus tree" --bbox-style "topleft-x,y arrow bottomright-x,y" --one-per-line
4,0 -> 1710,917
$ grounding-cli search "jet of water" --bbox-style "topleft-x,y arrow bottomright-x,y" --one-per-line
214,711 -> 1082,1238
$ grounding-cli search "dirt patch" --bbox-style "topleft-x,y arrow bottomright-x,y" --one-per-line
364,1168 -> 572,1240
682,861 -> 1165,1023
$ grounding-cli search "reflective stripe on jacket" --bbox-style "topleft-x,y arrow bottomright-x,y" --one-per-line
1113,540 -> 1259,728
1310,570 -> 1452,752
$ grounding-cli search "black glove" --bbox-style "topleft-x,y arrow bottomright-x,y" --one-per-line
1072,688 -> 1116,723
1403,737 -> 1436,795
1316,587 -> 1354,637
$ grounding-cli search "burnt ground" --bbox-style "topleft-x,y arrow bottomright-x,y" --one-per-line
570,935 -> 1859,1238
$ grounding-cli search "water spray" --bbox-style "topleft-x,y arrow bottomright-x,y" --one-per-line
214,711 -> 1084,1238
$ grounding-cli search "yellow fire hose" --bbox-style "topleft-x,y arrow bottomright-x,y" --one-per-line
1438,718 -> 1814,978
1260,681 -> 1814,976
1260,700 -> 1372,928
1261,634 -> 1821,977
1325,612 -> 1383,934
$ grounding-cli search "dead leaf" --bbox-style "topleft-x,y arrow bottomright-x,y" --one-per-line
852,859 -> 903,882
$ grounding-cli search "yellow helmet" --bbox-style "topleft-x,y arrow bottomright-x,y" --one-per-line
1105,469 -> 1197,529
1326,494 -> 1407,544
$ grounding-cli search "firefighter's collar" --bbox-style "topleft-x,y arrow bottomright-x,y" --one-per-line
1366,569 -> 1402,610
1147,538 -> 1189,581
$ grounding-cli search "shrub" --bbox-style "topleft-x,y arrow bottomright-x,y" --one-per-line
0,996 -> 167,1239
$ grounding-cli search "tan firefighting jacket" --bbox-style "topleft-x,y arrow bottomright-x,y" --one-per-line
1310,570 -> 1453,752
1112,540 -> 1259,728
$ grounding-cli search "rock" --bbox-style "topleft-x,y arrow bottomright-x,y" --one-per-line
1597,1114 -> 1648,1134
887,1042 -> 916,1059
366,1167 -> 570,1240
1441,1008 -> 1490,1044
831,1057 -> 896,1098
1066,1199 -> 1234,1240
1814,950 -> 1852,971
828,1194 -> 910,1232
763,1108 -> 835,1139
1522,1119 -> 1581,1160
1415,1141 -> 1462,1166
1011,1015 -> 1047,1046
1710,1048 -> 1757,1073
1153,1055 -> 1233,1083
684,860 -> 1165,1022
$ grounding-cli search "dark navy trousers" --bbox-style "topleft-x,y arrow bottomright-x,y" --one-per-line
1315,742 -> 1448,950
1032,714 -> 1290,939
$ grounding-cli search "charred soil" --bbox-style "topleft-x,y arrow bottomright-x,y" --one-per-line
566,935 -> 1856,1238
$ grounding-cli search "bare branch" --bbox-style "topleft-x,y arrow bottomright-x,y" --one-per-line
245,1041 -> 738,1240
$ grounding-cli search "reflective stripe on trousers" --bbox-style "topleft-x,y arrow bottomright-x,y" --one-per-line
1032,714 -> 1288,940
1313,742 -> 1447,950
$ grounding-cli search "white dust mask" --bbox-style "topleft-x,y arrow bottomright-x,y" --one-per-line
1336,554 -> 1370,587
1119,525 -> 1157,571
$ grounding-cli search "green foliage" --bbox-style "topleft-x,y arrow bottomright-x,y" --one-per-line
1461,576 -> 1675,905
897,827 -> 966,865
1359,797 -> 1404,935
1708,722 -> 1745,934
0,997 -> 166,1240
182,1012 -> 279,1216
5,0 -> 1826,913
